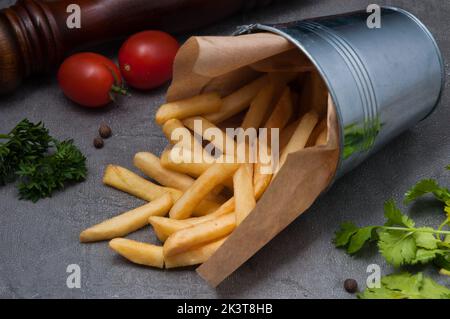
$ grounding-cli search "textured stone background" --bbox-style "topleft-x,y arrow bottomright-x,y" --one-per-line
0,0 -> 449,298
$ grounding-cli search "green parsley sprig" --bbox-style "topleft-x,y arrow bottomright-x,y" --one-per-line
0,119 -> 87,202
0,119 -> 52,185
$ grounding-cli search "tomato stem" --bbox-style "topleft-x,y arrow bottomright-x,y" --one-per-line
111,85 -> 128,96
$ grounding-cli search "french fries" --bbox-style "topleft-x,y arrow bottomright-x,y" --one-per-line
103,164 -> 221,216
233,166 -> 256,225
135,151 -> 224,201
279,119 -> 300,151
80,194 -> 173,243
109,238 -> 164,268
241,82 -> 275,130
277,112 -> 319,172
165,237 -> 227,268
183,116 -> 237,156
149,209 -> 235,242
162,119 -> 212,161
134,152 -> 195,191
205,75 -> 268,124
306,118 -> 327,147
315,128 -> 328,146
163,214 -> 236,257
169,163 -> 240,219
156,92 -> 222,125
160,147 -> 210,177
103,164 -> 180,202
264,87 -> 294,133
82,53 -> 331,273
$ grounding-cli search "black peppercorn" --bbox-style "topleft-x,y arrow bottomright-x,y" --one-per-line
99,124 -> 112,138
344,278 -> 358,293
93,137 -> 104,149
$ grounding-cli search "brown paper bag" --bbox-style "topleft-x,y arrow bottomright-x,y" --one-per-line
166,33 -> 340,287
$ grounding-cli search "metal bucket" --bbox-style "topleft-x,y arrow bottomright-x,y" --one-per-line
235,7 -> 445,178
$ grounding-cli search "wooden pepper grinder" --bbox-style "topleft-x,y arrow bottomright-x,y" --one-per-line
0,0 -> 275,94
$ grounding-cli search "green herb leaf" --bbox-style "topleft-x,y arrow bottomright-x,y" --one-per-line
347,226 -> 376,254
384,199 -> 415,227
358,272 -> 450,299
16,140 -> 87,202
404,179 -> 450,204
0,119 -> 52,185
334,222 -> 359,247
413,228 -> 439,250
378,229 -> 417,267
333,223 -> 376,254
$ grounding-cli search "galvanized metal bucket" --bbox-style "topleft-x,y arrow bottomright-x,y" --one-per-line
235,7 -> 445,178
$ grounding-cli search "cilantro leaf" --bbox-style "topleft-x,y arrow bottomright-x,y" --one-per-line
384,199 -> 415,228
334,222 -> 358,247
333,223 -> 376,254
359,272 -> 450,299
435,254 -> 450,271
347,226 -> 376,254
404,179 -> 450,204
378,229 -> 417,267
411,249 -> 440,265
420,276 -> 450,299
413,228 -> 439,250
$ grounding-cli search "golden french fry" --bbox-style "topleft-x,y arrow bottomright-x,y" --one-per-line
155,92 -> 222,125
254,170 -> 273,200
279,119 -> 300,151
134,152 -> 195,191
103,164 -> 180,202
233,166 -> 256,225
80,194 -> 172,243
241,82 -> 275,130
306,118 -> 327,147
161,147 -> 234,190
134,151 -> 225,202
277,112 -> 319,172
205,75 -> 268,124
169,163 -> 240,219
103,165 -> 220,216
149,217 -> 190,242
165,237 -> 227,268
264,86 -> 294,132
160,147 -> 209,177
315,128 -> 328,146
182,116 -> 237,156
109,238 -> 164,268
163,214 -> 236,257
149,209 -> 235,242
162,119 -> 212,161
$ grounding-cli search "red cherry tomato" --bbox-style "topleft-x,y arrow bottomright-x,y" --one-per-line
58,52 -> 126,108
118,31 -> 179,90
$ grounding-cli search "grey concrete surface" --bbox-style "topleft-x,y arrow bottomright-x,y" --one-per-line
0,0 -> 449,299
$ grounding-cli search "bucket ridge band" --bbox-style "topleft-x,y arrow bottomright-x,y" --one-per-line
297,21 -> 380,153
